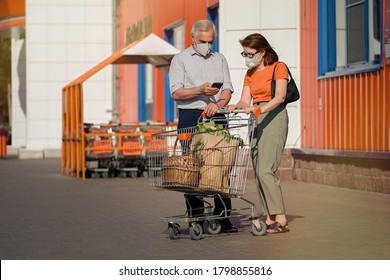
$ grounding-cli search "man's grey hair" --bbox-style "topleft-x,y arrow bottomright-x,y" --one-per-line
191,19 -> 216,37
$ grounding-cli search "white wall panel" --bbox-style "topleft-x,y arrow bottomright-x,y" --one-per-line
27,120 -> 48,139
229,68 -> 247,104
48,44 -> 67,62
85,0 -> 109,5
28,82 -> 48,100
65,62 -> 89,80
48,119 -> 62,139
260,30 -> 297,67
27,44 -> 48,62
47,101 -> 61,122
28,63 -> 48,82
66,6 -> 86,24
12,122 -> 27,147
85,25 -> 112,43
66,25 -> 86,43
47,25 -> 67,43
260,0 -> 297,29
27,6 -> 47,24
27,25 -> 47,42
47,63 -> 68,81
225,0 -> 260,30
27,0 -> 48,4
47,82 -> 64,100
86,6 -> 108,24
47,6 -> 67,24
220,0 -> 301,148
28,101 -> 48,119
66,44 -> 86,62
25,0 -> 113,151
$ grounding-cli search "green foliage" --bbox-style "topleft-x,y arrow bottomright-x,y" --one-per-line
0,37 -> 11,125
195,120 -> 244,146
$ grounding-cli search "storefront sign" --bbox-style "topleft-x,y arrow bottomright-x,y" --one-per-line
125,16 -> 152,45
385,0 -> 390,65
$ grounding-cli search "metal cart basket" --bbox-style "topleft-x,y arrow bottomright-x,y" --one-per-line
148,109 -> 267,240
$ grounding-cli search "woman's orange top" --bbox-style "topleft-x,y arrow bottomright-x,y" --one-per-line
244,62 -> 289,104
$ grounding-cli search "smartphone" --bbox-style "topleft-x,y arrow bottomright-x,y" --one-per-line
211,82 -> 223,89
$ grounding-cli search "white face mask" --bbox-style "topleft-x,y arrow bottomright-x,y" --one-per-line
245,56 -> 261,69
195,42 -> 211,57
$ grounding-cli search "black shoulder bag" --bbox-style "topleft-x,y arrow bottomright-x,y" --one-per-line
271,62 -> 300,104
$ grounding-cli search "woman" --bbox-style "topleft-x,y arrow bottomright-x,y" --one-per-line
229,33 -> 290,234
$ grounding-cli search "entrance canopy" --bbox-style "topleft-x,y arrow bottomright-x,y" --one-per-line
114,33 -> 180,69
68,33 -> 180,85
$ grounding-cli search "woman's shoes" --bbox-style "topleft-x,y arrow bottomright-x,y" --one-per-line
267,222 -> 290,234
266,223 -> 275,230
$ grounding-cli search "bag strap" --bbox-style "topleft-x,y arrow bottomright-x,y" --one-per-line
271,61 -> 293,82
271,61 -> 293,97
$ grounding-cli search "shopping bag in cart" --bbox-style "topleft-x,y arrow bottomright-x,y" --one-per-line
192,121 -> 242,193
197,147 -> 224,191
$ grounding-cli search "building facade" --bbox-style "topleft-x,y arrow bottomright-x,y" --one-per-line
1,0 -> 389,191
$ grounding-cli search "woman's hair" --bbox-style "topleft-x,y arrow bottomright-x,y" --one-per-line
239,33 -> 278,66
191,19 -> 216,37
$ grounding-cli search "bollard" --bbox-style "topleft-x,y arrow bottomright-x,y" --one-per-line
0,128 -> 6,158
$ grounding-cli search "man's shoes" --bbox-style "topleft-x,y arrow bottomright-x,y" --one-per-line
221,223 -> 238,233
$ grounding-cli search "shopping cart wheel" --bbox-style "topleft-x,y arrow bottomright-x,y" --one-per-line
205,220 -> 222,235
251,219 -> 267,236
189,223 -> 203,240
168,223 -> 181,240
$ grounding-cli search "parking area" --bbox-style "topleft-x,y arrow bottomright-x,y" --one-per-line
0,158 -> 390,260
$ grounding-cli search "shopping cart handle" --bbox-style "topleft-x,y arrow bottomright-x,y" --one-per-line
218,107 -> 261,118
201,107 -> 261,119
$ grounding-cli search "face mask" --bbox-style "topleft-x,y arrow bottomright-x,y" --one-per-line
245,56 -> 261,69
195,42 -> 211,57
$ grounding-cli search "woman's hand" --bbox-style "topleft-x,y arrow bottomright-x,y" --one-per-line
244,106 -> 254,115
227,104 -> 237,113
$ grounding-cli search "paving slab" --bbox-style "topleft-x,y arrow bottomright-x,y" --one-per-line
0,158 -> 389,260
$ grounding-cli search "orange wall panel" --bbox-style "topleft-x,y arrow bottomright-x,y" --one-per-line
300,0 -> 389,152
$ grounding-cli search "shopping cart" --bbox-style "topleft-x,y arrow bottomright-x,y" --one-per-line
115,127 -> 144,178
148,108 -> 267,240
84,123 -> 116,178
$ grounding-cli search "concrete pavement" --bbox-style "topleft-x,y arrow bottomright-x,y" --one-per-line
0,158 -> 389,260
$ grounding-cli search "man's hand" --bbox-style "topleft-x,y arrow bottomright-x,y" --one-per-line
203,103 -> 220,117
202,82 -> 220,96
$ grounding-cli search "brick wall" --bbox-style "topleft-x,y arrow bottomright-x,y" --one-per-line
291,149 -> 390,194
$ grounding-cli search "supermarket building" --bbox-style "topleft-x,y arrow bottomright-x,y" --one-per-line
0,0 -> 389,192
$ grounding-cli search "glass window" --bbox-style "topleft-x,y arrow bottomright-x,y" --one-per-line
346,0 -> 365,64
319,0 -> 381,76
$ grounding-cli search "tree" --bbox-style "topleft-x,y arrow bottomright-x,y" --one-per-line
0,37 -> 11,125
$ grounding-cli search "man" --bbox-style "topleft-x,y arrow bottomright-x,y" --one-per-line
168,19 -> 237,233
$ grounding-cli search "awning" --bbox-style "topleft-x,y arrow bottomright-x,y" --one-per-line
114,33 -> 180,69
67,33 -> 180,86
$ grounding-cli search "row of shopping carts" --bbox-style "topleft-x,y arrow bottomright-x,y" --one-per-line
84,122 -> 175,179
